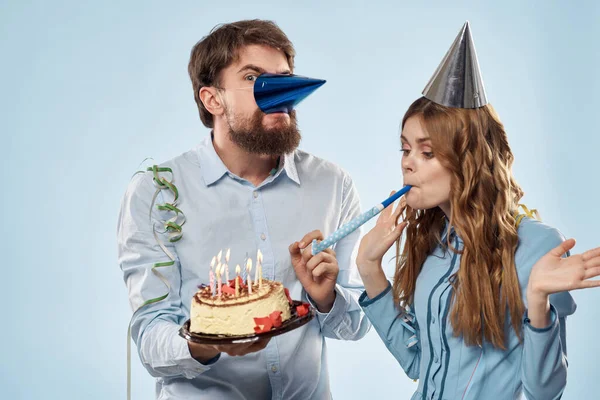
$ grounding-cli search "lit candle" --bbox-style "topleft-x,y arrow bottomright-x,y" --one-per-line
225,248 -> 231,282
209,256 -> 216,296
216,263 -> 222,297
257,249 -> 263,288
246,258 -> 253,295
220,263 -> 226,284
216,249 -> 222,278
235,264 -> 241,297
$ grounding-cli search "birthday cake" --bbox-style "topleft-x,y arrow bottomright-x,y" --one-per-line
190,277 -> 298,336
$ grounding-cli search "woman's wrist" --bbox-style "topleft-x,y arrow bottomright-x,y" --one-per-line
358,260 -> 389,299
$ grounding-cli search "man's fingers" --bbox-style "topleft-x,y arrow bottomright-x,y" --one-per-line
289,241 -> 301,256
298,230 -> 324,249
323,248 -> 336,257
219,339 -> 265,356
306,251 -> 335,272
312,262 -> 338,278
248,338 -> 270,352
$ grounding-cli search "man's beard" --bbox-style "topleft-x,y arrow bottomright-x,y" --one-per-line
226,108 -> 301,156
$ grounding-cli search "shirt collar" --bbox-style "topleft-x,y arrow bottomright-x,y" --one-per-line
281,152 -> 301,186
440,217 -> 462,246
197,136 -> 228,186
196,135 -> 301,186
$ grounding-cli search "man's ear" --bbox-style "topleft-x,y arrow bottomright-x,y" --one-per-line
199,87 -> 225,117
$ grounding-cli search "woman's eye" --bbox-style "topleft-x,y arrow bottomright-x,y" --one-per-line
245,75 -> 257,82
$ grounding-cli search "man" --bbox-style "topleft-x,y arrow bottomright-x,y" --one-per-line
118,19 -> 370,399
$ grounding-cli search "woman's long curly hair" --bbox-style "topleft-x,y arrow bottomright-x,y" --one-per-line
392,97 -> 525,349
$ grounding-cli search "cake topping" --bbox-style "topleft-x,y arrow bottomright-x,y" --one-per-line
253,310 -> 283,333
296,304 -> 309,317
221,284 -> 235,295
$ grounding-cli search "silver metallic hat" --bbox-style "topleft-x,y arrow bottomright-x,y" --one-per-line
422,21 -> 488,109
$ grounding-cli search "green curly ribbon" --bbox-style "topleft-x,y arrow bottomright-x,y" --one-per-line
127,165 -> 185,400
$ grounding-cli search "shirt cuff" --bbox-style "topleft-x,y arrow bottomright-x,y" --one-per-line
523,303 -> 559,333
196,353 -> 221,366
171,329 -> 218,379
307,284 -> 348,329
358,281 -> 392,308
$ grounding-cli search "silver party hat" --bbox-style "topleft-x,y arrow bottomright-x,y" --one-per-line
422,21 -> 488,108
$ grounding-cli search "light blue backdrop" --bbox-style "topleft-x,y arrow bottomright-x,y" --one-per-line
2,1 -> 598,399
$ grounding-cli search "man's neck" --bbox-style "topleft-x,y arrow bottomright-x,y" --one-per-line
212,129 -> 280,187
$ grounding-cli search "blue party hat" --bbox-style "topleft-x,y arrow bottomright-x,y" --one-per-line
254,74 -> 326,114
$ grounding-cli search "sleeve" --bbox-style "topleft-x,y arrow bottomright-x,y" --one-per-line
306,172 -> 372,340
359,282 -> 421,380
118,172 -> 219,379
520,225 -> 577,400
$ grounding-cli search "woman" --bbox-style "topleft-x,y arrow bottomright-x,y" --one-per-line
356,23 -> 600,400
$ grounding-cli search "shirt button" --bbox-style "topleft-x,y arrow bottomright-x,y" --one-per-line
253,191 -> 258,198
434,356 -> 439,363
432,317 -> 436,324
260,233 -> 266,240
271,365 -> 278,372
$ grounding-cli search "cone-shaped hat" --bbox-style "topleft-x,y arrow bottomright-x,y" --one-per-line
254,74 -> 326,114
422,21 -> 488,108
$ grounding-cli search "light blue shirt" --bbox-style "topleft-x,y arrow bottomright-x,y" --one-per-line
117,137 -> 371,400
359,217 -> 576,400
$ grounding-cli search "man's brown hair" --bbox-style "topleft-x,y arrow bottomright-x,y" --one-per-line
188,19 -> 296,128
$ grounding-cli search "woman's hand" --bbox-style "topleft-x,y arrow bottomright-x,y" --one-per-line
356,191 -> 408,298
527,239 -> 600,327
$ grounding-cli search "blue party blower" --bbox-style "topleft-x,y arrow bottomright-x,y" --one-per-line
311,185 -> 412,255
254,73 -> 326,114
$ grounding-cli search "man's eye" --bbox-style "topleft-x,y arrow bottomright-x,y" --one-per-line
245,75 -> 257,82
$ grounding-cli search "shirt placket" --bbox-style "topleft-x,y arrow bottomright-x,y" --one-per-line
248,185 -> 283,399
428,284 -> 444,399
430,282 -> 453,399
250,186 -> 274,280
426,236 -> 458,400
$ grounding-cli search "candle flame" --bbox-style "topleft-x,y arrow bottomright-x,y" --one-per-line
246,258 -> 253,271
210,256 -> 216,269
235,264 -> 241,274
257,249 -> 263,264
226,248 -> 231,262
217,249 -> 222,261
